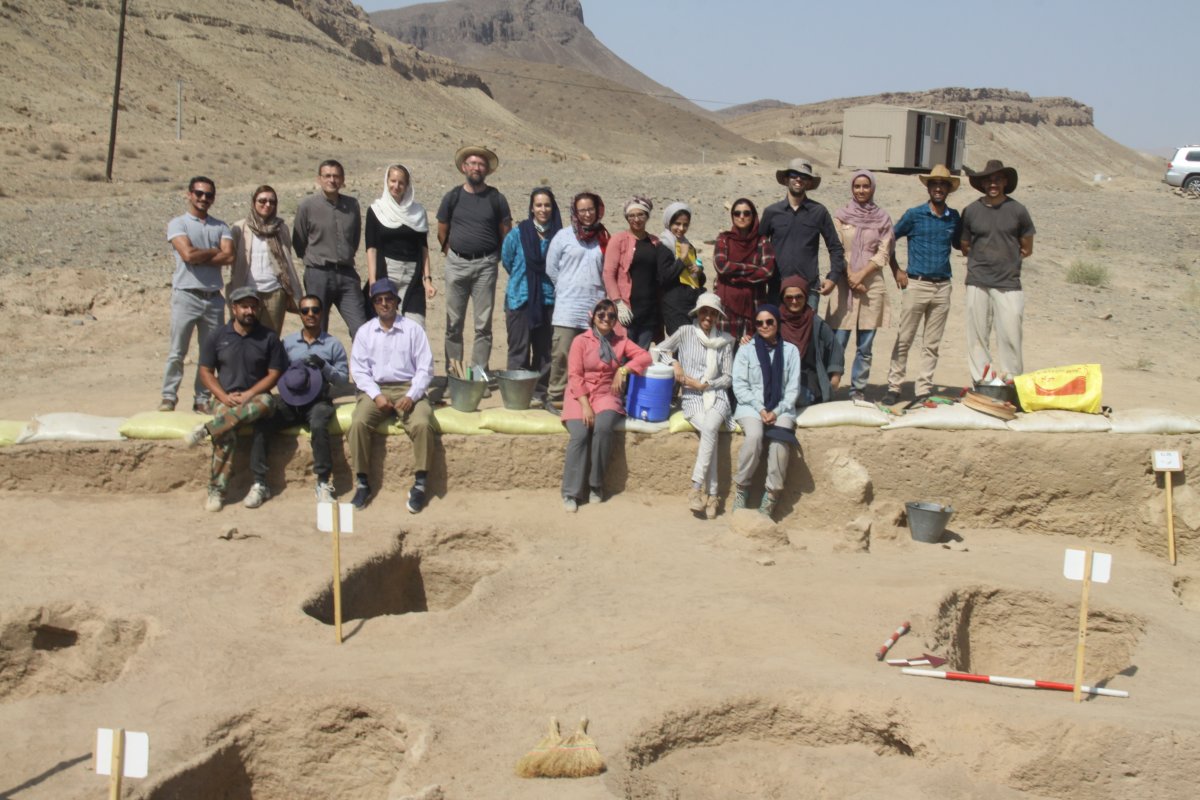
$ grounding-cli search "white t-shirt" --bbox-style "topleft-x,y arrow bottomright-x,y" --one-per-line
249,234 -> 281,292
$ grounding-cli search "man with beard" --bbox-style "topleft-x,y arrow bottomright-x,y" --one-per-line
436,146 -> 512,374
759,159 -> 846,309
187,286 -> 288,512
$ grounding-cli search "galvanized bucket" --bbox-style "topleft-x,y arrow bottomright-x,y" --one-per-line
905,501 -> 955,544
447,375 -> 487,412
496,369 -> 539,410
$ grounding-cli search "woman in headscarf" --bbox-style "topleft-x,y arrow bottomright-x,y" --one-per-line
825,170 -> 898,401
713,198 -> 775,344
560,298 -> 652,512
603,195 -> 674,347
229,184 -> 303,334
545,191 -> 609,409
731,303 -> 800,520
652,292 -> 735,519
779,275 -> 844,410
658,202 -> 706,335
501,187 -> 562,397
365,163 -> 435,327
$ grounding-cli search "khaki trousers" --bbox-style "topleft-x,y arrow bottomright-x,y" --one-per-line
965,285 -> 1024,383
548,325 -> 584,402
887,279 -> 952,396
348,383 -> 437,475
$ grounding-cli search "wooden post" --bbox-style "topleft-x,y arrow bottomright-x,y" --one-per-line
108,727 -> 125,800
1166,472 -> 1177,566
331,505 -> 343,644
1072,548 -> 1094,703
104,0 -> 129,182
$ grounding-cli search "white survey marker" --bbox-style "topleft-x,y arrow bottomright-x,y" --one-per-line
1152,450 -> 1182,472
95,729 -> 149,778
316,502 -> 354,533
1063,549 -> 1112,583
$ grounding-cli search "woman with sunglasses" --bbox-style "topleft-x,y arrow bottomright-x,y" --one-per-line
731,304 -> 800,520
501,187 -> 562,395
229,184 -> 303,334
365,163 -> 434,328
780,275 -> 844,409
825,170 -> 898,400
714,199 -> 775,344
603,195 -> 674,347
560,298 -> 652,512
652,292 -> 734,519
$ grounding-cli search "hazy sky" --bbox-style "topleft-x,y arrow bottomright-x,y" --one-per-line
359,0 -> 1195,152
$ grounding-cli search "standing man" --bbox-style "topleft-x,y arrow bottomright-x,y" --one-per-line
760,159 -> 845,309
960,160 -> 1036,383
247,294 -> 349,506
347,279 -> 440,513
187,287 -> 287,512
161,176 -> 234,413
436,145 -> 512,374
883,165 -> 964,405
292,159 -> 366,340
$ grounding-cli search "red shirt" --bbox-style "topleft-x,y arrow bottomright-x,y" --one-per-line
562,329 -> 652,422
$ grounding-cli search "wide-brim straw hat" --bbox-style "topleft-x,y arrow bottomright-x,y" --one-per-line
454,145 -> 499,173
775,158 -> 822,189
917,164 -> 961,192
966,159 -> 1018,194
689,291 -> 726,318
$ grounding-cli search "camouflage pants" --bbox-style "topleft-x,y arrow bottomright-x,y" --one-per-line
206,394 -> 275,494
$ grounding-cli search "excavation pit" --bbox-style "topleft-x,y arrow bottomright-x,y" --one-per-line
0,603 -> 147,701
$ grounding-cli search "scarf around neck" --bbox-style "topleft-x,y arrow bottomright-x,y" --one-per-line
245,195 -> 289,278
571,192 -> 610,255
753,304 -> 784,411
724,198 -> 762,264
692,322 -> 729,410
834,170 -> 892,271
518,186 -> 562,327
779,275 -> 815,359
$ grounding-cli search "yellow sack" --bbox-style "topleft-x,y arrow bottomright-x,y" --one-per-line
433,407 -> 492,435
479,408 -> 565,435
0,420 -> 28,446
1013,364 -> 1102,414
668,410 -> 695,433
119,410 -> 205,440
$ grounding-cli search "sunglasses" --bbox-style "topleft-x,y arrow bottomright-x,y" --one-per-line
372,294 -> 398,304
732,210 -> 753,218
299,306 -> 321,316
192,190 -> 214,199
783,294 -> 805,302
255,197 -> 277,205
594,311 -> 617,321
755,319 -> 777,328
787,172 -> 808,180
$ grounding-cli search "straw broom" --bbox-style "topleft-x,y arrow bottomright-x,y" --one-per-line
538,717 -> 605,778
514,716 -> 560,778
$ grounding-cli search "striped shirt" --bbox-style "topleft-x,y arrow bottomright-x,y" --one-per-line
893,203 -> 962,280
652,324 -> 735,421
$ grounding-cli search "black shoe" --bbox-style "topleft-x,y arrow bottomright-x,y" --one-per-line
881,390 -> 900,406
351,484 -> 370,509
906,394 -> 930,409
406,484 -> 426,514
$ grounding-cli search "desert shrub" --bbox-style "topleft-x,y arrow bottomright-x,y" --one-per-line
74,167 -> 105,182
1065,260 -> 1109,288
119,146 -> 139,159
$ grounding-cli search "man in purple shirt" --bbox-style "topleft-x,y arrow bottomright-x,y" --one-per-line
348,278 -> 439,512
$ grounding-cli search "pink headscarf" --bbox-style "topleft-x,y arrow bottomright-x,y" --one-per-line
835,170 -> 893,271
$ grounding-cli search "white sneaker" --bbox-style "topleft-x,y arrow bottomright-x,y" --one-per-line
315,481 -> 334,504
205,490 -> 224,512
243,482 -> 271,509
185,422 -> 209,448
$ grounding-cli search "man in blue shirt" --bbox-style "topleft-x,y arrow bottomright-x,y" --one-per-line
247,294 -> 349,507
884,165 -> 964,406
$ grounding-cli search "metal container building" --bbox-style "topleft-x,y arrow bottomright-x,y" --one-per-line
839,104 -> 967,172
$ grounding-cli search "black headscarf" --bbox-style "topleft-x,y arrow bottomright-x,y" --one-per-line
517,186 -> 562,327
752,303 -> 784,411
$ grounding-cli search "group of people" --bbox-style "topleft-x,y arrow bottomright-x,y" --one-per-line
162,147 -> 1035,520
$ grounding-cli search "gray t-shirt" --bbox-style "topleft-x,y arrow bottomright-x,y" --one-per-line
437,185 -> 512,256
167,213 -> 232,291
961,197 -> 1036,291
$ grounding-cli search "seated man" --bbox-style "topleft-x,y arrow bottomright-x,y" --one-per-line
247,294 -> 349,506
187,286 -> 287,511
348,278 -> 439,513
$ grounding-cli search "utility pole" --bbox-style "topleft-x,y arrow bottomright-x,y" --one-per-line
104,0 -> 129,182
176,80 -> 183,141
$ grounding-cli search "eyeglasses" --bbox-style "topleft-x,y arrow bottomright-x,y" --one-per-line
755,319 -> 777,328
782,294 -> 805,303
625,212 -> 648,220
255,197 -> 277,205
594,311 -> 617,321
192,190 -> 214,199
372,294 -> 398,305
299,306 -> 321,316
576,207 -> 597,215
731,210 -> 753,218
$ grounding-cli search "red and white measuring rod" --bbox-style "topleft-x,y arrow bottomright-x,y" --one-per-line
875,621 -> 910,661
901,668 -> 1129,698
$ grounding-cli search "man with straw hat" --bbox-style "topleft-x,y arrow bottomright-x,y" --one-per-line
760,158 -> 846,310
960,159 -> 1036,383
883,165 -> 964,406
436,145 -> 512,377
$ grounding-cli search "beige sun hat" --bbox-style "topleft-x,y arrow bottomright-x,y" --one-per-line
775,158 -> 822,189
917,164 -> 961,192
454,145 -> 499,173
688,292 -> 726,318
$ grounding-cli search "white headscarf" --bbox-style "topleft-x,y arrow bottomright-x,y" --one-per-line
658,201 -> 692,253
370,163 -> 429,232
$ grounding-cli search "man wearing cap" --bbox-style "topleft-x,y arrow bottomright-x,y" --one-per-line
347,278 -> 439,513
883,165 -> 964,405
292,159 -> 366,340
960,160 -> 1036,382
161,176 -> 235,413
436,146 -> 512,374
760,159 -> 846,310
246,294 -> 349,506
187,286 -> 288,512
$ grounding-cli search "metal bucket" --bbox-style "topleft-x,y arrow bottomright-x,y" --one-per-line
905,501 -> 955,544
496,369 -> 539,410
447,375 -> 487,412
972,382 -> 1020,409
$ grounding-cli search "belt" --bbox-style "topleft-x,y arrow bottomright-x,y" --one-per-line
909,274 -> 951,284
451,248 -> 495,261
179,287 -> 222,299
310,261 -> 355,270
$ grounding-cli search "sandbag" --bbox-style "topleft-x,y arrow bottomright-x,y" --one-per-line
796,400 -> 890,428
480,408 -> 566,435
433,407 -> 492,435
883,404 -> 1009,431
617,417 -> 670,434
1108,408 -> 1200,435
1007,410 -> 1112,433
0,420 -> 29,446
1014,364 -> 1102,414
668,410 -> 740,434
121,410 -> 207,440
17,413 -> 126,443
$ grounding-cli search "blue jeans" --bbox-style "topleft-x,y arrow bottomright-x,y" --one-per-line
834,329 -> 877,392
161,289 -> 224,405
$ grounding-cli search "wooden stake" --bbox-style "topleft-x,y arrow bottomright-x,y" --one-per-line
331,505 -> 343,644
1072,548 -> 1093,703
1166,472 -> 1177,566
108,727 -> 125,800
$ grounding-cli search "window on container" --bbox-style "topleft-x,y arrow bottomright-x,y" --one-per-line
933,121 -> 946,144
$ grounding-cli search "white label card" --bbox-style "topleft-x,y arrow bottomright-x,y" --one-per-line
95,729 -> 149,778
1063,549 -> 1112,583
316,502 -> 354,533
1153,450 -> 1182,472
